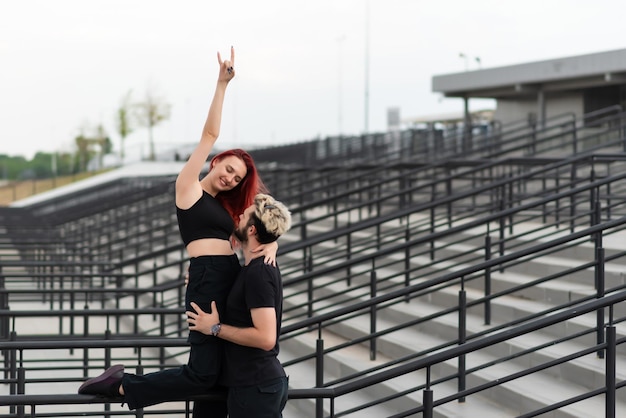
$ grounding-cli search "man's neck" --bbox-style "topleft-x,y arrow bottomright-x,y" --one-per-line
242,240 -> 261,265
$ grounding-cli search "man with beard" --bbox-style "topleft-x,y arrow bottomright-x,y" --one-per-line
186,193 -> 291,418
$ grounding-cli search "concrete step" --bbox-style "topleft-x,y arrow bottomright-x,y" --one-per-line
280,328 -> 518,418
281,275 -> 626,416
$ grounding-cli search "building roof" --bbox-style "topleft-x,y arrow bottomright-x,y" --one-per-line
403,109 -> 494,125
432,48 -> 626,98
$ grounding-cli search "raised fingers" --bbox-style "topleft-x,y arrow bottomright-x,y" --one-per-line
216,48 -> 235,79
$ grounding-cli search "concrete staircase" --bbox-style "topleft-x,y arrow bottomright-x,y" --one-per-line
4,203 -> 626,417
276,210 -> 626,417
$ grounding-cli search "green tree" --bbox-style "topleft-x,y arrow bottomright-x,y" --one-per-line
31,152 -> 55,179
135,85 -> 171,161
115,90 -> 134,163
56,152 -> 75,175
75,134 -> 90,172
0,154 -> 27,180
74,123 -> 110,171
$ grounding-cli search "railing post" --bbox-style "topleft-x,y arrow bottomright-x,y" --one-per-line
446,177 -> 452,228
572,119 -> 578,154
104,329 -> 112,369
304,246 -> 312,274
541,177 -> 547,223
152,261 -> 158,315
621,112 -> 626,152
508,174 -> 514,235
17,366 -> 25,418
606,182 -> 612,219
498,198 -> 505,272
569,164 -> 577,233
307,254 -> 314,319
484,234 -> 492,325
458,278 -> 466,402
346,234 -> 352,286
58,272 -> 65,312
399,176 -> 406,209
9,331 -> 16,414
316,327 -> 325,418
83,303 -> 90,338
333,200 -> 338,234
370,270 -> 377,361
423,366 -> 433,418
529,119 -> 537,155
590,179 -> 598,242
555,175 -> 561,226
301,211 -> 307,243
405,229 -> 411,302
0,269 -> 8,342
376,184 -> 382,217
606,324 -> 616,418
135,357 -> 144,418
595,233 -> 605,358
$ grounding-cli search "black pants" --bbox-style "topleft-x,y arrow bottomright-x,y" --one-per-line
227,376 -> 289,418
122,255 -> 240,417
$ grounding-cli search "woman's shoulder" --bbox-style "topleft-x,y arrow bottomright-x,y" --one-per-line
175,184 -> 207,210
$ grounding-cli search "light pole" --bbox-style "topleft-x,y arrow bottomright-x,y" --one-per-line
459,52 -> 469,71
460,52 -> 482,71
337,34 -> 346,135
364,0 -> 370,134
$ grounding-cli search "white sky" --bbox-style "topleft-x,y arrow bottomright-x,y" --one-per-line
1,0 -> 625,160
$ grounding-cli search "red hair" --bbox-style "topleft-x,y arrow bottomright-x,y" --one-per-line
211,149 -> 267,226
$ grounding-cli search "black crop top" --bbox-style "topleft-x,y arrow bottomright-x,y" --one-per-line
176,191 -> 234,246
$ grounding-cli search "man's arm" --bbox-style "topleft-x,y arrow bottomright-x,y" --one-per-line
187,301 -> 277,351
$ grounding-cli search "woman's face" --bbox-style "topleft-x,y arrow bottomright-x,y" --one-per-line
211,155 -> 248,192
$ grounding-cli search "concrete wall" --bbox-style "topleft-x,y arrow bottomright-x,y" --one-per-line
494,92 -> 584,126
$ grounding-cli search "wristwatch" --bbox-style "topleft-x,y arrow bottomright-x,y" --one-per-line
211,323 -> 222,337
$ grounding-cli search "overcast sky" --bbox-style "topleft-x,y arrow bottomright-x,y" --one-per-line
1,0 -> 625,160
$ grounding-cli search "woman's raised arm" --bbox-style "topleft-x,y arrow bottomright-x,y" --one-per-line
176,47 -> 236,208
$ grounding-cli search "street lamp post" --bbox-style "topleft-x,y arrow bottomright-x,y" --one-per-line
364,0 -> 370,134
337,34 -> 346,135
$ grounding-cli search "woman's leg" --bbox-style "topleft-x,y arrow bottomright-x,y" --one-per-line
123,255 -> 239,414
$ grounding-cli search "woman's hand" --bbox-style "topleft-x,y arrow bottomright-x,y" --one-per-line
251,240 -> 278,266
217,46 -> 235,83
186,301 -> 220,335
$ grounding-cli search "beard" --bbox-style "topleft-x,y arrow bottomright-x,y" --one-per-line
233,225 -> 248,243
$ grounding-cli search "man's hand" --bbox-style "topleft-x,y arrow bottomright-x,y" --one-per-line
186,301 -> 220,335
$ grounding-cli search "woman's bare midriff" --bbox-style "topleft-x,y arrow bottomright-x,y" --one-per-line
185,238 -> 235,258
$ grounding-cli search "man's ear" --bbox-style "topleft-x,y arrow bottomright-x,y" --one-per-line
248,224 -> 257,236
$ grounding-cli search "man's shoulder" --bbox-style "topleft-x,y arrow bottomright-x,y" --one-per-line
244,258 -> 281,277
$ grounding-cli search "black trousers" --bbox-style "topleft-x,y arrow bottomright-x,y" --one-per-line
227,376 -> 289,418
122,255 -> 240,417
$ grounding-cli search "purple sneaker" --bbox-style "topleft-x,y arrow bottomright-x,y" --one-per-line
78,364 -> 124,397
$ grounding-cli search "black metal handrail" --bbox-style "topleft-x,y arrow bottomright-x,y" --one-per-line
1,289 -> 624,417
2,107 -> 626,417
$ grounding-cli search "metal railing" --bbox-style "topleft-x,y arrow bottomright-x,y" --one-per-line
1,107 -> 626,416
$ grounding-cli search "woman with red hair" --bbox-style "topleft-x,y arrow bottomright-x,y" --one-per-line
79,47 -> 275,418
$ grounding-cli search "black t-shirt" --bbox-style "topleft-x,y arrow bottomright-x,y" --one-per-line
220,257 -> 285,387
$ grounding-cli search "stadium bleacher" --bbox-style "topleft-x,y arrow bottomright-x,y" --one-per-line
1,106 -> 626,417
